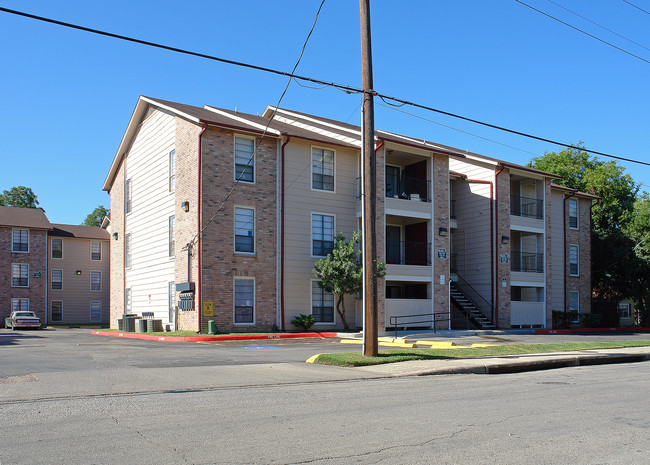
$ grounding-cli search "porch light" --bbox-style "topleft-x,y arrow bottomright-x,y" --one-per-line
502,235 -> 510,244
181,201 -> 190,213
112,232 -> 118,240
76,270 -> 82,275
438,227 -> 448,236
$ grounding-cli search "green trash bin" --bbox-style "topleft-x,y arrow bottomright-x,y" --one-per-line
208,320 -> 216,335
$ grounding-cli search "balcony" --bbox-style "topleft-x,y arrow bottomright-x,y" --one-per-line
510,301 -> 545,327
385,298 -> 433,329
511,195 -> 543,219
386,173 -> 430,203
511,251 -> 544,273
386,240 -> 430,266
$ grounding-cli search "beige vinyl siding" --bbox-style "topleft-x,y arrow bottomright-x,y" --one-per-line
124,108 -> 176,323
550,191 -> 565,311
283,139 -> 359,329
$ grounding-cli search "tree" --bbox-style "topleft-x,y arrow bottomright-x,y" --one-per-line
313,231 -> 385,330
623,195 -> 650,325
0,186 -> 41,209
82,205 -> 110,227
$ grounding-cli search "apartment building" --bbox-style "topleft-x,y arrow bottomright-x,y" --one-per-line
103,96 -> 594,333
0,206 -> 110,326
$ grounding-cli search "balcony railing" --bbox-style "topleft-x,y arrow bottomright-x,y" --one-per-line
386,240 -> 431,266
386,174 -> 431,202
511,195 -> 543,219
511,251 -> 544,273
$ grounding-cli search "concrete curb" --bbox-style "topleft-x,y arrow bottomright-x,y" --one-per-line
536,327 -> 650,334
91,330 -> 344,342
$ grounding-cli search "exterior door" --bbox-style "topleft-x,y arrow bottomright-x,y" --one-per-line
386,225 -> 401,264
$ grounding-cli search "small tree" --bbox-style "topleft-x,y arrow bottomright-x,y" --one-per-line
82,205 -> 110,227
313,231 -> 385,330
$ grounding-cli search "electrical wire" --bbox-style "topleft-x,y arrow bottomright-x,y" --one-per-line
622,0 -> 650,16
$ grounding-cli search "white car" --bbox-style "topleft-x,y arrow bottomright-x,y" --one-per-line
5,311 -> 42,330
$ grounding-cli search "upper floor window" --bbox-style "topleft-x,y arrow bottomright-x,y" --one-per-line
12,229 -> 29,252
125,233 -> 132,268
51,238 -> 63,259
169,149 -> 176,192
91,271 -> 101,291
91,241 -> 102,261
234,278 -> 255,324
234,136 -> 255,183
11,298 -> 29,312
169,216 -> 175,257
312,213 -> 334,257
126,178 -> 132,214
311,147 -> 334,191
569,245 -> 579,276
51,269 -> 63,290
12,263 -> 29,287
235,207 -> 255,253
569,198 -> 578,229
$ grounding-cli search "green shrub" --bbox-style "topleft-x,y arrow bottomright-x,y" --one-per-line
291,313 -> 315,331
581,313 -> 603,328
552,310 -> 579,329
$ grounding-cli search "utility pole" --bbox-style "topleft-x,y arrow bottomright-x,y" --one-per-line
360,0 -> 378,357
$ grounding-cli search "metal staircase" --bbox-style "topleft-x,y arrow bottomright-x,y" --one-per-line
450,275 -> 496,329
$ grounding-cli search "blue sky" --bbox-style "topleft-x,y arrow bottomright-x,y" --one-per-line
1,0 -> 648,224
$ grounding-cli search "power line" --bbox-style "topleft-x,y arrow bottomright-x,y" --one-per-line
2,5 -> 649,167
622,0 -> 650,16
513,0 -> 650,65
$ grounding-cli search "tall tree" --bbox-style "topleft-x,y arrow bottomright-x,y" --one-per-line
0,186 -> 41,209
82,205 -> 110,227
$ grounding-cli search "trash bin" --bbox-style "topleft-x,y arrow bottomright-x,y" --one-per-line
208,320 -> 216,335
136,319 -> 147,333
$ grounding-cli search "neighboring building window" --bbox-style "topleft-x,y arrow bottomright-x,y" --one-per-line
51,269 -> 63,290
125,288 -> 132,313
11,298 -> 29,312
169,149 -> 175,192
234,136 -> 255,183
234,278 -> 254,324
618,303 -> 631,319
51,238 -> 63,259
126,178 -> 132,214
312,281 -> 334,323
12,229 -> 29,252
569,198 -> 578,229
51,301 -> 63,322
569,245 -> 579,276
90,301 -> 101,322
311,147 -> 334,191
12,264 -> 29,287
568,291 -> 580,323
169,216 -> 175,257
235,207 -> 255,253
312,213 -> 334,256
125,233 -> 132,268
91,240 -> 102,261
168,281 -> 175,323
91,271 -> 101,291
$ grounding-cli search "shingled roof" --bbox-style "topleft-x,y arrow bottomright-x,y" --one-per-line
0,206 -> 51,229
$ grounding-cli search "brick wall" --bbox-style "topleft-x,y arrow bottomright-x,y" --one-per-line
565,196 -> 592,317
544,180 -> 553,327
496,168 -> 511,328
432,154 -> 451,329
108,160 -> 125,329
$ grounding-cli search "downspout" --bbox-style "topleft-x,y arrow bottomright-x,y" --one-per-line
563,190 -> 577,313
280,135 -> 291,330
197,123 -> 207,333
375,139 -> 384,153
493,165 -> 505,326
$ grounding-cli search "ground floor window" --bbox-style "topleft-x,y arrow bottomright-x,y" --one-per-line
90,301 -> 101,322
311,281 -> 334,323
169,282 -> 175,323
11,298 -> 29,312
568,291 -> 580,323
618,303 -> 631,319
51,301 -> 63,322
234,278 -> 254,324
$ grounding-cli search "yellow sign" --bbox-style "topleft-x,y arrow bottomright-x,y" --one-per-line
203,301 -> 214,316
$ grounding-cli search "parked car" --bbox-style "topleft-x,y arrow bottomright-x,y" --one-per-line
5,311 -> 42,330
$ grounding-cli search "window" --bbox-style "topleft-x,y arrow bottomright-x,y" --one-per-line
12,264 -> 29,287
312,281 -> 334,323
169,149 -> 175,192
91,240 -> 101,261
126,178 -> 132,214
12,229 -> 29,252
51,238 -> 63,259
234,136 -> 255,183
569,245 -> 579,276
569,198 -> 578,229
235,207 -> 255,253
125,233 -> 132,268
169,216 -> 175,257
11,298 -> 29,312
51,301 -> 63,322
234,278 -> 254,324
312,214 -> 334,256
125,288 -> 132,313
311,147 -> 334,191
618,303 -> 631,319
568,291 -> 580,323
168,282 -> 175,323
90,301 -> 101,322
91,271 -> 101,291
51,269 -> 63,290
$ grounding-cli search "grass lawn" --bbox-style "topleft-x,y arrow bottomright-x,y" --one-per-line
313,341 -> 650,367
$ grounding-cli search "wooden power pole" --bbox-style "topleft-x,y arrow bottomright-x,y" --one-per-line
360,0 -> 378,357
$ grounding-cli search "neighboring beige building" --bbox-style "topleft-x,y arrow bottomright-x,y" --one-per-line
103,96 -> 595,333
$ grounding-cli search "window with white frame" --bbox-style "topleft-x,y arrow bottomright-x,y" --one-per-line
569,245 -> 579,276
11,298 -> 29,312
169,216 -> 175,257
311,147 -> 334,191
12,229 -> 29,252
51,238 -> 63,259
312,281 -> 334,323
568,291 -> 580,323
90,301 -> 101,322
12,264 -> 29,287
234,278 -> 254,324
91,240 -> 101,261
125,233 -> 132,268
312,214 -> 334,256
51,269 -> 63,290
618,303 -> 631,319
568,198 -> 578,229
168,281 -> 175,323
125,288 -> 132,313
91,271 -> 101,291
51,300 -> 63,322
169,149 -> 175,192
235,207 -> 255,253
126,178 -> 132,214
234,136 -> 255,183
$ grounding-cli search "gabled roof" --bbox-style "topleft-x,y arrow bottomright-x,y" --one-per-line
0,206 -> 51,229
550,183 -> 600,200
49,224 -> 110,240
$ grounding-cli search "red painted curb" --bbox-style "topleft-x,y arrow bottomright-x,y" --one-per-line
91,330 -> 340,343
536,327 -> 650,334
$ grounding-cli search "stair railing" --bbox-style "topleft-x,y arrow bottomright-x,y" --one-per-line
451,273 -> 496,326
